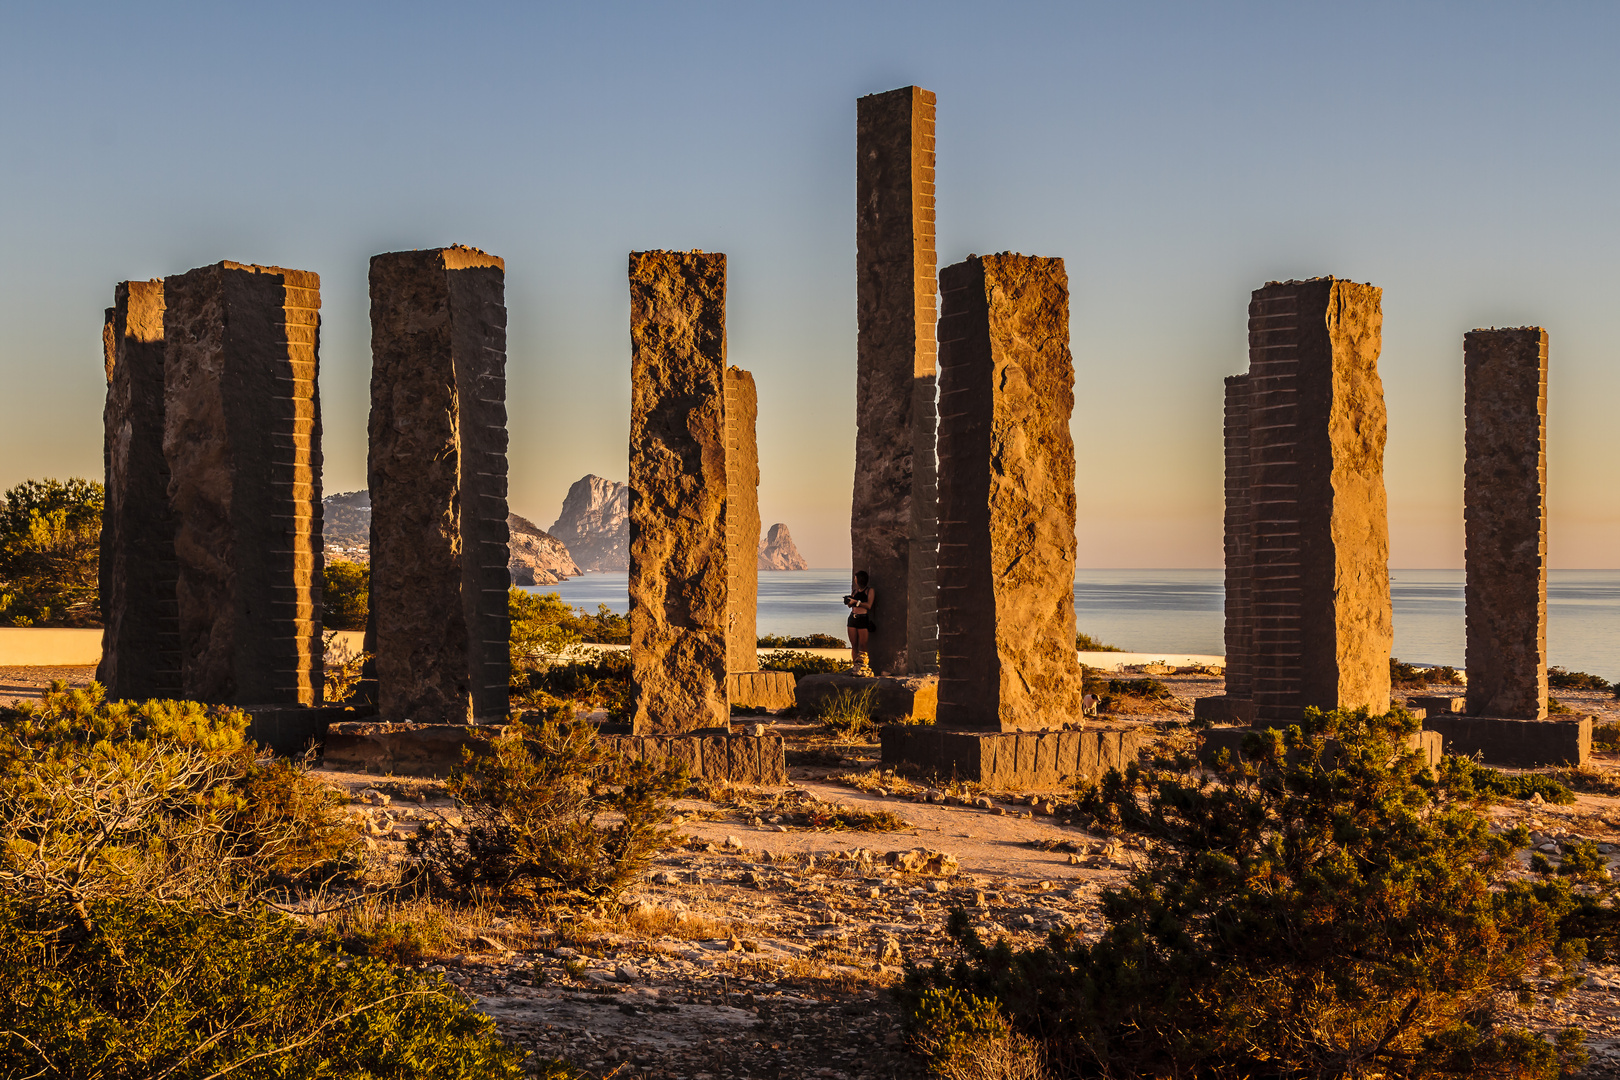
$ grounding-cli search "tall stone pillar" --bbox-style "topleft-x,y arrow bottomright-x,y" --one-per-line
162,262 -> 324,705
1464,327 -> 1549,720
366,247 -> 511,723
1247,278 -> 1391,725
98,279 -> 181,700
1222,373 -> 1254,701
725,365 -> 760,671
935,253 -> 1085,731
629,251 -> 730,734
854,85 -> 939,676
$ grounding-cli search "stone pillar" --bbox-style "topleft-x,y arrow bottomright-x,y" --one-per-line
725,366 -> 760,671
97,279 -> 181,700
854,85 -> 939,676
162,262 -> 323,705
628,251 -> 730,734
365,247 -> 511,723
1464,327 -> 1549,720
1247,278 -> 1391,725
1222,373 -> 1254,701
935,253 -> 1085,731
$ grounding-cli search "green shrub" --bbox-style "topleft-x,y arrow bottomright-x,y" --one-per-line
1075,632 -> 1121,652
761,648 -> 848,678
519,649 -> 634,720
758,632 -> 846,649
0,896 -> 528,1079
408,714 -> 682,905
815,687 -> 878,738
903,706 -> 1589,1079
1390,656 -> 1463,688
321,558 -> 369,630
0,477 -> 102,626
906,987 -> 1046,1080
1441,755 -> 1577,805
1548,667 -> 1613,693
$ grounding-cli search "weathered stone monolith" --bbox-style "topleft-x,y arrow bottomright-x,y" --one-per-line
1464,327 -> 1549,720
935,253 -> 1085,731
1246,278 -> 1391,725
162,262 -> 324,705
854,85 -> 939,676
1223,373 -> 1254,699
725,365 -> 760,670
365,247 -> 511,723
98,279 -> 181,700
628,251 -> 730,734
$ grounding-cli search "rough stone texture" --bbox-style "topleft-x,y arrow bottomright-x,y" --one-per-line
162,262 -> 323,705
758,523 -> 809,570
1246,278 -> 1391,725
508,513 -> 582,585
795,672 -> 938,724
935,254 -> 1085,732
628,251 -> 730,734
880,725 -> 1150,788
1200,725 -> 1444,770
727,670 -> 796,711
1222,373 -> 1254,702
854,85 -> 939,677
1408,695 -> 1465,715
98,279 -> 181,700
243,704 -> 365,758
1192,695 -> 1256,724
365,246 -> 511,723
549,475 -> 629,571
323,721 -> 500,777
1464,328 -> 1549,720
607,733 -> 787,786
1424,715 -> 1589,768
725,367 -> 760,671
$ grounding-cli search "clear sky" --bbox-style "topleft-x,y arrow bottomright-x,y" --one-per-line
2,1 -> 1616,568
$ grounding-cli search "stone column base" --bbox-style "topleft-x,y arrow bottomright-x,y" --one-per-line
1192,696 -> 1255,724
728,670 -> 796,711
880,725 -> 1150,788
243,705 -> 372,758
1423,715 -> 1590,768
796,672 -> 937,723
604,733 -> 786,785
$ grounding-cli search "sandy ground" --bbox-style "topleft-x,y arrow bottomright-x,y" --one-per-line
0,663 -> 97,704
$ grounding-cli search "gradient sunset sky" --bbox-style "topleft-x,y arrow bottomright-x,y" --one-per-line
2,2 -> 1615,568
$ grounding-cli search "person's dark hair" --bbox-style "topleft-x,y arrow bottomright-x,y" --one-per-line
854,571 -> 869,586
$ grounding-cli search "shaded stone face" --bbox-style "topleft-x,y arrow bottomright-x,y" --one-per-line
365,246 -> 511,723
628,251 -> 730,734
725,366 -> 760,672
162,262 -> 324,705
1246,278 -> 1391,724
1222,373 -> 1254,702
936,254 -> 1085,732
1464,327 -> 1549,720
853,85 -> 939,676
98,279 -> 181,700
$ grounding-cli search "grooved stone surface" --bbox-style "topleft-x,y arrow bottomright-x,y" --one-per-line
629,251 -> 730,734
1222,373 -> 1254,701
725,366 -> 760,671
853,85 -> 939,676
881,725 -> 1149,787
163,262 -> 323,705
1246,278 -> 1391,725
935,254 -> 1085,731
1464,327 -> 1549,721
98,279 -> 181,699
365,247 -> 511,723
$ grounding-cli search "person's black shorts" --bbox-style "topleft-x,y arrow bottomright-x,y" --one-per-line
847,614 -> 873,631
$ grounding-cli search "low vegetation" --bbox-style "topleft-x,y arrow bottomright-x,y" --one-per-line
321,558 -> 370,630
0,477 -> 103,627
761,648 -> 848,678
1391,656 -> 1465,688
905,706 -> 1593,1079
758,632 -> 846,649
814,686 -> 879,738
1548,667 -> 1615,693
1075,632 -> 1121,653
408,714 -> 683,906
515,648 -> 634,720
509,588 -> 631,673
0,686 -> 527,1078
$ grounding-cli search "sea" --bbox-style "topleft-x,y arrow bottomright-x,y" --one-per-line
527,568 -> 1620,682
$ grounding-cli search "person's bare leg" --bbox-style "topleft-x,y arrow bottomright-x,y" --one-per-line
849,626 -> 860,670
855,629 -> 870,673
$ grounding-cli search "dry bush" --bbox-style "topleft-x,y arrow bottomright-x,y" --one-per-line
908,988 -> 1047,1080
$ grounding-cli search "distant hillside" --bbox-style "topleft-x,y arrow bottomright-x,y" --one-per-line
321,491 -> 581,585
549,475 -> 628,572
759,522 -> 808,570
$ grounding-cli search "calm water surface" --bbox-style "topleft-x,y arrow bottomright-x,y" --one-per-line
530,568 -> 1620,681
